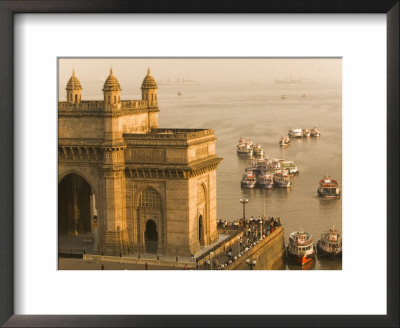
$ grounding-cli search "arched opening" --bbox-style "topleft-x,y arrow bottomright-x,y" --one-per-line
114,96 -> 116,104
137,187 -> 163,254
74,94 -> 78,103
145,220 -> 158,253
199,215 -> 204,246
58,173 -> 97,254
197,184 -> 207,246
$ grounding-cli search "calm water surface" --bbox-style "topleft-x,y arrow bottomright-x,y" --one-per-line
157,83 -> 342,270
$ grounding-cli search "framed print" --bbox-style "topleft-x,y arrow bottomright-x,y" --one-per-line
0,1 -> 398,327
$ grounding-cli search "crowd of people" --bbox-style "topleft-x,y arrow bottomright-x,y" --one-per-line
208,216 -> 282,270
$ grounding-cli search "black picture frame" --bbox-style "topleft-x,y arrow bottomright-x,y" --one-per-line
0,1 -> 398,327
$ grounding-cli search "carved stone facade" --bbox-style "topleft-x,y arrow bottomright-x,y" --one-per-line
58,69 -> 222,256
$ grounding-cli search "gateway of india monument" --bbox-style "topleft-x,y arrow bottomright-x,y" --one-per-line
58,68 -> 222,257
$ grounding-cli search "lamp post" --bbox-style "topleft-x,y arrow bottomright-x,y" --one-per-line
240,198 -> 248,221
245,258 -> 257,270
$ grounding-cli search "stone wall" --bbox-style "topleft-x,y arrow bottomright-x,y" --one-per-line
227,227 -> 286,270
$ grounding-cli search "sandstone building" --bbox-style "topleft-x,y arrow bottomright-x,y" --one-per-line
58,68 -> 222,256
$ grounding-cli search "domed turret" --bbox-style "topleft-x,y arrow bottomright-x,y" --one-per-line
66,70 -> 82,103
141,68 -> 158,108
102,68 -> 121,110
103,68 -> 121,92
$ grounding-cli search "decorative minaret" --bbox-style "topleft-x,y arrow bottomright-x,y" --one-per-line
102,68 -> 121,111
141,68 -> 158,108
66,70 -> 82,104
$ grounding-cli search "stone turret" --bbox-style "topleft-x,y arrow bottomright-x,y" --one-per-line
66,70 -> 82,104
102,68 -> 121,111
141,68 -> 158,108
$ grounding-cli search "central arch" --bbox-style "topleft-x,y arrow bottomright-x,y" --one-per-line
145,220 -> 158,253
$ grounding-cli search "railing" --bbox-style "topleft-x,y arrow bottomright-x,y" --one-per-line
196,229 -> 243,263
123,128 -> 214,141
58,101 -> 103,111
121,100 -> 148,109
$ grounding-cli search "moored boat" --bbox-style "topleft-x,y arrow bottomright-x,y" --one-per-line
317,225 -> 342,256
279,136 -> 290,147
237,137 -> 253,156
279,160 -> 299,175
288,128 -> 303,138
252,143 -> 264,157
303,128 -> 311,137
287,229 -> 316,265
310,127 -> 320,137
274,170 -> 291,188
318,176 -> 340,198
241,170 -> 257,189
256,172 -> 274,189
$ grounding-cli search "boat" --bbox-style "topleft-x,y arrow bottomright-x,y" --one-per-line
279,136 -> 290,147
275,77 -> 315,84
241,171 -> 257,189
279,160 -> 299,175
273,171 -> 291,188
317,225 -> 342,256
287,229 -> 316,265
303,128 -> 311,137
246,158 -> 261,175
237,137 -> 253,156
288,128 -> 303,138
256,172 -> 274,189
310,127 -> 320,137
318,176 -> 340,198
177,91 -> 183,96
252,144 -> 264,157
158,78 -> 199,85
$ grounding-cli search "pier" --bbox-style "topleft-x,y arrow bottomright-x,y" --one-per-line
64,216 -> 286,270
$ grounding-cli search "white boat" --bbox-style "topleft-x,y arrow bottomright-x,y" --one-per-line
318,176 -> 340,198
310,127 -> 320,137
287,229 -> 316,265
303,128 -> 311,137
252,144 -> 264,157
317,225 -> 342,256
241,171 -> 257,189
279,136 -> 290,147
288,128 -> 303,138
280,160 -> 299,175
237,137 -> 253,156
256,173 -> 274,189
274,171 -> 291,188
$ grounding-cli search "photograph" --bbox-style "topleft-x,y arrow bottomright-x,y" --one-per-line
58,58 -> 342,271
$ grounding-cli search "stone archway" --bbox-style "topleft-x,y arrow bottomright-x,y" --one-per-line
136,187 -> 163,254
198,215 -> 204,246
145,219 -> 158,253
58,173 -> 98,254
197,184 -> 207,246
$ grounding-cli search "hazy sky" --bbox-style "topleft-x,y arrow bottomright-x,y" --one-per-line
59,58 -> 341,96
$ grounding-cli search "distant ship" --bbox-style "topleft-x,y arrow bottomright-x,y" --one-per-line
275,77 -> 315,84
158,78 -> 199,85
